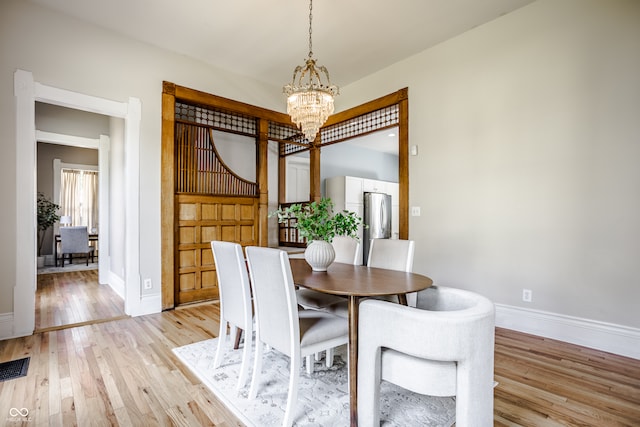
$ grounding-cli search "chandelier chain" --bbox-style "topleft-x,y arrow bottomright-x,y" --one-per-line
284,0 -> 338,143
308,0 -> 313,59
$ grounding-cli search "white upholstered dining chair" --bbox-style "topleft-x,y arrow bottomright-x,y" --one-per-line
210,241 -> 253,390
367,238 -> 415,305
245,246 -> 349,427
332,235 -> 362,265
357,286 -> 496,426
367,238 -> 414,272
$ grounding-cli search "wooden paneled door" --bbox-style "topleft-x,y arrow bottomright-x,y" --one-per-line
175,195 -> 258,305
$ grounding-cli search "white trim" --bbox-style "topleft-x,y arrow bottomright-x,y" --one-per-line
108,269 -> 125,300
14,69 -> 146,339
14,69 -> 37,338
0,313 -> 14,340
98,135 -> 110,285
34,82 -> 127,117
135,295 -> 163,317
36,130 -> 99,149
496,304 -> 640,360
123,97 -> 147,314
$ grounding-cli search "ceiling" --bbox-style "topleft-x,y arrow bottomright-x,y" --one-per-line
28,0 -> 535,89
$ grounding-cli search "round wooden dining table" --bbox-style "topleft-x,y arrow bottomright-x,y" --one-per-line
289,258 -> 433,426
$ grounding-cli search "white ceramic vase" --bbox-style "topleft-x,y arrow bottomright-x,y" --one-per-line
304,240 -> 336,272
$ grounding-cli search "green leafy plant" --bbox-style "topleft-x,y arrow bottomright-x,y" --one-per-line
271,198 -> 365,243
37,192 -> 60,256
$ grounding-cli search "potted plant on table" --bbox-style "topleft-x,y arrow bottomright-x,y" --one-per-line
37,192 -> 60,267
271,198 -> 364,271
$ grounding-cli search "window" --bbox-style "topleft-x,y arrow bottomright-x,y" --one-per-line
59,168 -> 99,233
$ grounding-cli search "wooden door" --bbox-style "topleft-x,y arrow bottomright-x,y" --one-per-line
176,195 -> 258,305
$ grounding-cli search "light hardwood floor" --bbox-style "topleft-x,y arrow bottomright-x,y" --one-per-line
1,272 -> 638,426
36,269 -> 127,332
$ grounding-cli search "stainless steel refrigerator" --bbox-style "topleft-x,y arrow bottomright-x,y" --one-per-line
363,192 -> 392,264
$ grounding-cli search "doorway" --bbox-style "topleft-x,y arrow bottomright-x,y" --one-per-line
34,116 -> 127,331
13,69 -> 142,338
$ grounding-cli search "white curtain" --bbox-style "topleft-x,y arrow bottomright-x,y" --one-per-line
60,169 -> 99,233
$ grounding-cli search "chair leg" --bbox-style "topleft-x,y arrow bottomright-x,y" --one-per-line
233,327 -> 243,350
283,354 -> 301,427
213,320 -> 227,369
248,340 -> 264,400
237,327 -> 252,390
306,355 -> 313,375
325,348 -> 334,368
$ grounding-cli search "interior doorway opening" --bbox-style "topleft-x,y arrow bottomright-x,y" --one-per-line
13,69 -> 143,339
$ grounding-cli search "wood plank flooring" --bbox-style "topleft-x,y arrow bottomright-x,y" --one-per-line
1,271 -> 638,426
36,269 -> 127,332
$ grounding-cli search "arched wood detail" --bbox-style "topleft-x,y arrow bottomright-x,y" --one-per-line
175,124 -> 258,196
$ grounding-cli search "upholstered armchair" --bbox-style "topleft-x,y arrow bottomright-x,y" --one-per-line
357,286 -> 495,426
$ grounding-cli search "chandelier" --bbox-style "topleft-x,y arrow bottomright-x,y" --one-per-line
283,0 -> 339,143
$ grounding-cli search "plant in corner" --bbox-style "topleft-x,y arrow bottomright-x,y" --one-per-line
271,198 -> 365,271
37,192 -> 61,257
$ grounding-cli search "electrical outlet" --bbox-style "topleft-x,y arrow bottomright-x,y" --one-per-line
411,206 -> 421,216
522,289 -> 532,302
143,278 -> 152,290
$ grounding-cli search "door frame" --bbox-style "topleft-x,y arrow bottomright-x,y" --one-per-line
42,131 -> 111,285
13,69 -> 141,338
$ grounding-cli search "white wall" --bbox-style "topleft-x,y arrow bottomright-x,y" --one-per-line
321,143 -> 399,192
342,0 -> 640,338
0,0 -> 281,317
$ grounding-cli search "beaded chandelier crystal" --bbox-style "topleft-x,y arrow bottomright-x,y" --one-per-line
283,0 -> 338,143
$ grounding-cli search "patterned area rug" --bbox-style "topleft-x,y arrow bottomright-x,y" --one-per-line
173,338 -> 456,426
37,261 -> 98,275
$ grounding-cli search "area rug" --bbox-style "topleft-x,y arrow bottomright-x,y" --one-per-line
173,338 -> 456,426
37,261 -> 98,275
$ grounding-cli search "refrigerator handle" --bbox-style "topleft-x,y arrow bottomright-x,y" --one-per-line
381,195 -> 389,236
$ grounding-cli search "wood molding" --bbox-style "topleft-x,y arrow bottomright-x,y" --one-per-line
168,82 -> 292,124
322,88 -> 408,127
161,89 -> 177,310
320,88 -> 409,240
161,83 -> 410,307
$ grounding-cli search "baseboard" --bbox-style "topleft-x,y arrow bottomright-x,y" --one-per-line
108,271 -> 125,299
0,312 -> 14,340
132,294 -> 162,317
495,304 -> 640,360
